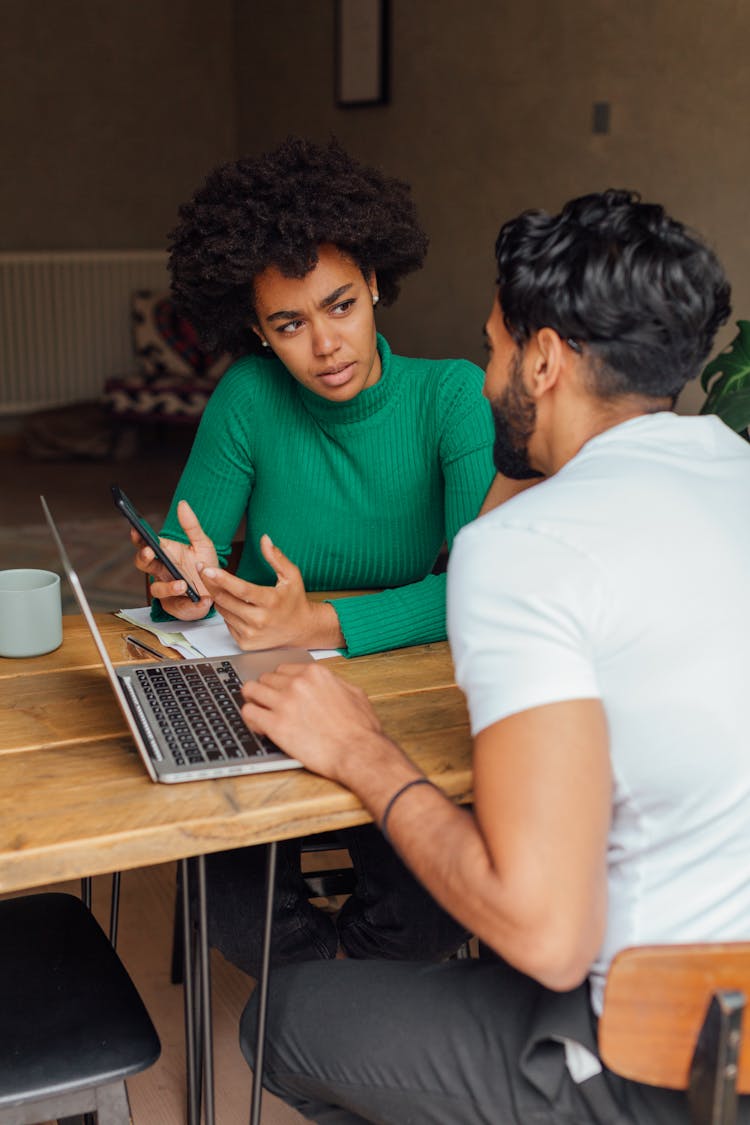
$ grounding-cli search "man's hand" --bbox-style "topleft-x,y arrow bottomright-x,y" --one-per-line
132,499 -> 215,619
199,535 -> 345,651
240,662 -> 390,785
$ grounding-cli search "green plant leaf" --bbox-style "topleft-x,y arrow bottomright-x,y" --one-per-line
700,320 -> 750,393
699,320 -> 750,433
702,384 -> 750,432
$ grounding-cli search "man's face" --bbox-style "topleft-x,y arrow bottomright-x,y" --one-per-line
483,300 -> 541,480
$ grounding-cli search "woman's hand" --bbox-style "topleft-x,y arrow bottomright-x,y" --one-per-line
131,499 -> 216,620
199,535 -> 345,651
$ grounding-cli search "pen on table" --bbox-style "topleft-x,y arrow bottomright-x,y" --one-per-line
124,633 -> 167,660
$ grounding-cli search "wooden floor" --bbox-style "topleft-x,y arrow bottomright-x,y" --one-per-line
12,862 -> 306,1125
0,424 -> 194,526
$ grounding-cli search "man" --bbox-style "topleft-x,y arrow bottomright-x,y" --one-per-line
237,190 -> 750,1124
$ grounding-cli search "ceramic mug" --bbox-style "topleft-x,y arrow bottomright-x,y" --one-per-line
0,569 -> 63,658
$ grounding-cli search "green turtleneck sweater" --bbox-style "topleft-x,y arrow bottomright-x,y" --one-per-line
155,335 -> 494,657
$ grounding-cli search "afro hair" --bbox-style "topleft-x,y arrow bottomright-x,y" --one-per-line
168,136 -> 429,355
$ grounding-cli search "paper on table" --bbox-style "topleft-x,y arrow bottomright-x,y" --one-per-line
116,606 -> 340,661
115,607 -> 201,658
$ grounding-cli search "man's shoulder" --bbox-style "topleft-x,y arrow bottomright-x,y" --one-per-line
450,487 -> 571,594
581,410 -> 750,461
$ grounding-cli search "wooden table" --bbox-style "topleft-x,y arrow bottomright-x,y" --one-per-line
0,614 -> 472,892
0,613 -> 473,1123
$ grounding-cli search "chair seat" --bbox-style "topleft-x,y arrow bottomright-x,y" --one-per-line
0,892 -> 160,1109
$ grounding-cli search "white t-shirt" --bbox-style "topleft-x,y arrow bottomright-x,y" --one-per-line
448,412 -> 750,1013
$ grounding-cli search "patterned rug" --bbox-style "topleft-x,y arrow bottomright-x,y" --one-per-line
0,516 -> 160,614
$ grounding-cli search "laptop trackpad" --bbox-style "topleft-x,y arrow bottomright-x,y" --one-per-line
229,647 -> 315,681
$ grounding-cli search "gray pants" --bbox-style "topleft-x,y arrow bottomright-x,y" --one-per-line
240,956 -> 750,1124
201,826 -> 469,979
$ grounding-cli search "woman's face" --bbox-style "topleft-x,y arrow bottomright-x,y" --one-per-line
252,244 -> 381,401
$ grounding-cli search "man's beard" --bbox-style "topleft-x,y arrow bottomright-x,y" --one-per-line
489,352 -> 543,480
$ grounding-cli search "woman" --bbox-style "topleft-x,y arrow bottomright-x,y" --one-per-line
134,137 -> 494,975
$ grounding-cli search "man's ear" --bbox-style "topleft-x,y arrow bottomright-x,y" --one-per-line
528,328 -> 566,396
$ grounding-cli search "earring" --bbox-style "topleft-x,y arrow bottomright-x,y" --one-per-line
261,339 -> 269,348
372,293 -> 379,306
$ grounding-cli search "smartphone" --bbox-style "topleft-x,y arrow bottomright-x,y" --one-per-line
111,483 -> 201,603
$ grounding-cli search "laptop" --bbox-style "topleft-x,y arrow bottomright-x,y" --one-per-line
41,495 -> 311,783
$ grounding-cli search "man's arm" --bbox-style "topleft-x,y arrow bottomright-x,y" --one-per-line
240,664 -> 611,991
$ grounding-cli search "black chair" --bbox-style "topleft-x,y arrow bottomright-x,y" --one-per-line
0,891 -> 161,1125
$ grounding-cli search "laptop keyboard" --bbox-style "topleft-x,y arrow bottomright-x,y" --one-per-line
135,660 -> 281,768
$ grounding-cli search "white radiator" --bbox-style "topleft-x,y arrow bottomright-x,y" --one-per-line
0,250 -> 169,414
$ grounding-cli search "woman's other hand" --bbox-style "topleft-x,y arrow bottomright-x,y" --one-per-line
132,499 -> 216,620
199,534 -> 345,651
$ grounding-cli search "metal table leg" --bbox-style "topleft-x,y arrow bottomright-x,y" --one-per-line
182,844 -> 274,1125
250,841 -> 277,1125
181,858 -> 200,1125
196,854 -> 215,1125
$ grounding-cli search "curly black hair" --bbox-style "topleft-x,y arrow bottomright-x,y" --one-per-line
168,136 -> 429,355
495,189 -> 731,400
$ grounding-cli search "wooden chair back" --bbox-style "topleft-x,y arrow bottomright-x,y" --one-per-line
599,942 -> 750,1094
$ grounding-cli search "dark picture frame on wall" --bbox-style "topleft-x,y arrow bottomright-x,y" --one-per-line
335,0 -> 390,108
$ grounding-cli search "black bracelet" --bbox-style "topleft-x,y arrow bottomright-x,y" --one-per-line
380,777 -> 437,844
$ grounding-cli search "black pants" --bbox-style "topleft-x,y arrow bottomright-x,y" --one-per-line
240,956 -> 750,1124
202,825 -> 468,979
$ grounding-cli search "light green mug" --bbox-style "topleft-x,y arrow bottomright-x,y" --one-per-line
0,569 -> 63,658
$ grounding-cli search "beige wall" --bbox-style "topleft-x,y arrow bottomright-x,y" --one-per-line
3,0 -> 748,412
0,0 -> 237,251
235,0 -> 750,413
